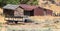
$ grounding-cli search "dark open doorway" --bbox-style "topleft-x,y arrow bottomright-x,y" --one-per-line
24,10 -> 34,16
3,9 -> 14,17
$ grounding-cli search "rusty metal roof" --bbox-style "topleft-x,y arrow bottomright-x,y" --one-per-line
20,4 -> 38,11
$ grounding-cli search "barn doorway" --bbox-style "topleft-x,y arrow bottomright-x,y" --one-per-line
24,10 -> 34,16
3,9 -> 14,17
44,9 -> 47,16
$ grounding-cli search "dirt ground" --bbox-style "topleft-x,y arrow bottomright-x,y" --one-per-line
0,8 -> 6,23
0,8 -> 60,31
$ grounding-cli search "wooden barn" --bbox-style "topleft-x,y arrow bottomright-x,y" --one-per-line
19,4 -> 38,16
3,4 -> 53,17
19,4 -> 53,16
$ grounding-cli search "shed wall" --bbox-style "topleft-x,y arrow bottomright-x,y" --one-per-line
14,8 -> 24,17
46,10 -> 52,15
34,8 -> 44,16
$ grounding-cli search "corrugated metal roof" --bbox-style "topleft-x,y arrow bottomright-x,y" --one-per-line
3,4 -> 19,10
20,4 -> 38,11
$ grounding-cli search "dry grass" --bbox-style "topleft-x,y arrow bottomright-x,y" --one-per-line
0,8 -> 6,23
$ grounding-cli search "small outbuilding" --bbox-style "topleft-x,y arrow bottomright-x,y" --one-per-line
3,4 -> 24,17
19,4 -> 38,16
19,4 -> 53,16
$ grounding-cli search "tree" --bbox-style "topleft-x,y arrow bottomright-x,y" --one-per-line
20,0 -> 29,4
6,0 -> 20,4
0,0 -> 7,7
20,0 -> 38,5
0,0 -> 38,7
0,0 -> 20,7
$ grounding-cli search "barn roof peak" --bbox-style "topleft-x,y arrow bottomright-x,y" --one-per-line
3,4 -> 19,10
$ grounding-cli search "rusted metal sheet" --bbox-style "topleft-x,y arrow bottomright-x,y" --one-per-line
34,7 -> 44,16
20,4 -> 38,11
34,7 -> 53,16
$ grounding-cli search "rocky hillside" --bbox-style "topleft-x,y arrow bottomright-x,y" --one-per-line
38,0 -> 60,14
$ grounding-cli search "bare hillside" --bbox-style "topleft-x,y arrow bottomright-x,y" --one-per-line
38,0 -> 60,14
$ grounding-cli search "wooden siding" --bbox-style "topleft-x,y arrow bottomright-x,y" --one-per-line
14,8 -> 24,16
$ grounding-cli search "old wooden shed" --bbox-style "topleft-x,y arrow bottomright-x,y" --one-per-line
19,4 -> 38,16
3,4 -> 53,17
3,4 -> 24,17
